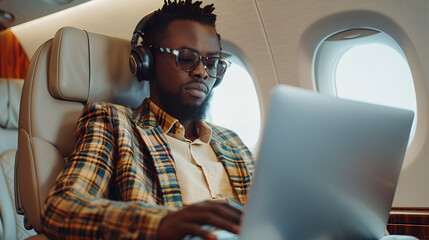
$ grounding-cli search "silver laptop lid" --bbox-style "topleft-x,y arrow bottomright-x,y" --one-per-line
240,85 -> 414,240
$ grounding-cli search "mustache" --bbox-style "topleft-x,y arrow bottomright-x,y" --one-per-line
183,80 -> 209,94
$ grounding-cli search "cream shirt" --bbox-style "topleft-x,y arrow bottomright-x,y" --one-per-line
165,120 -> 238,206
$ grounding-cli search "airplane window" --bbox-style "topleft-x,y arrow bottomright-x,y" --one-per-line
206,55 -> 261,151
314,29 -> 417,143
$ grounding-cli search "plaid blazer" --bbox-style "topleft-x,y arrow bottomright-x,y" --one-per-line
42,99 -> 255,240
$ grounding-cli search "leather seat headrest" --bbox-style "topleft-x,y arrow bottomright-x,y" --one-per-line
48,27 -> 148,108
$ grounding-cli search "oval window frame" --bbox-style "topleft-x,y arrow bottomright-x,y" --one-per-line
313,28 -> 417,144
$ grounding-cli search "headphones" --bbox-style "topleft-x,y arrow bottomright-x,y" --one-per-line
129,12 -> 156,82
129,12 -> 224,87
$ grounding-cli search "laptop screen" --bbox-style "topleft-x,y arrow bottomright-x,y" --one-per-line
240,85 -> 414,240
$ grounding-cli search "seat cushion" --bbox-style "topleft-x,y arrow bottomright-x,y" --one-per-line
0,150 -> 36,239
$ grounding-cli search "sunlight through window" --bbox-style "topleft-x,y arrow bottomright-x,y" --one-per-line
206,62 -> 261,151
335,43 -> 417,140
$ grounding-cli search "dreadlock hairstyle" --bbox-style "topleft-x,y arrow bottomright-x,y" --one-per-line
142,0 -> 221,48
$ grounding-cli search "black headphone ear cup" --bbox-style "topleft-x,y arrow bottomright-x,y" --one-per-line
130,12 -> 156,82
129,45 -> 155,82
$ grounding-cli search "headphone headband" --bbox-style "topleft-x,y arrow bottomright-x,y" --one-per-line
131,12 -> 155,46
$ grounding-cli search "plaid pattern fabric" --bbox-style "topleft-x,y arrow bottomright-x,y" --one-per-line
42,98 -> 255,239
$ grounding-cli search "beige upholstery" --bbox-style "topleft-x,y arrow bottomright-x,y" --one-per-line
0,151 -> 18,240
0,78 -> 37,240
15,27 -> 149,234
0,78 -> 23,130
0,150 -> 37,240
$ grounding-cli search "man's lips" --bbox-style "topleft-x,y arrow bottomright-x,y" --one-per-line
184,82 -> 208,98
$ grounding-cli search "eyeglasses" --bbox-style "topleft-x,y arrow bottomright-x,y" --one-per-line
155,46 -> 230,78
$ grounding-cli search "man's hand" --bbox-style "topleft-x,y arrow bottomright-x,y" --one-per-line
157,200 -> 242,240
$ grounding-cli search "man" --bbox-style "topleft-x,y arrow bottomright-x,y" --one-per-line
42,0 -> 254,239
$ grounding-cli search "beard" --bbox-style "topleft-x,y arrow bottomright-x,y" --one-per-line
155,80 -> 213,121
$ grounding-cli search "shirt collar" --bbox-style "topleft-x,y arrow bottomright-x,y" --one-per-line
147,99 -> 212,143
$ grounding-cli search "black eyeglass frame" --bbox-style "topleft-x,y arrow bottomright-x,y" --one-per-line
155,46 -> 231,78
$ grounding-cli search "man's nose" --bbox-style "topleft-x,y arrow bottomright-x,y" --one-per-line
190,60 -> 208,80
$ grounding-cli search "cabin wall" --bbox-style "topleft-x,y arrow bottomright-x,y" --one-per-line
254,0 -> 429,208
9,0 -> 429,208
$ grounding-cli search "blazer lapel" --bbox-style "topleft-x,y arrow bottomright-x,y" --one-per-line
210,134 -> 253,205
136,107 -> 183,208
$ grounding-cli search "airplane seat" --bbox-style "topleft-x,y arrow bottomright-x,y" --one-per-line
0,78 -> 37,240
14,26 -> 148,238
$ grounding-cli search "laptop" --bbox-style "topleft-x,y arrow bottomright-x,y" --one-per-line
235,85 -> 414,240
201,84 -> 414,240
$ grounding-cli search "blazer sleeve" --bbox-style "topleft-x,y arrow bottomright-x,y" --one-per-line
42,102 -> 173,240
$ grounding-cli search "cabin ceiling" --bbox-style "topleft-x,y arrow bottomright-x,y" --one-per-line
0,0 -> 90,29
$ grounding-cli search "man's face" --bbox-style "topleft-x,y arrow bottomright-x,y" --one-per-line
150,19 -> 220,121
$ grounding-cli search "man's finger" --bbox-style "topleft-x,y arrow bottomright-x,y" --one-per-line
186,212 -> 240,234
181,223 -> 218,240
192,202 -> 242,224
